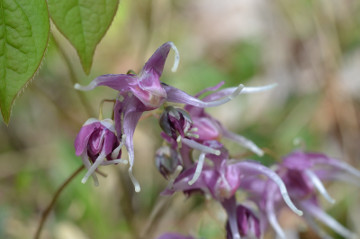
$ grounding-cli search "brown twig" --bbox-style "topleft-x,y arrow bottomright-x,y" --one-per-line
34,165 -> 85,239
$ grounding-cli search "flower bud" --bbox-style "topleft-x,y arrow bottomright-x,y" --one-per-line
159,106 -> 193,140
155,146 -> 181,179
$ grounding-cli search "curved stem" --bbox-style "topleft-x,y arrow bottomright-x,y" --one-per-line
34,165 -> 85,239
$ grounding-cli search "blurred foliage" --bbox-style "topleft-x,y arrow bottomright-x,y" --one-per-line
1,0 -> 360,239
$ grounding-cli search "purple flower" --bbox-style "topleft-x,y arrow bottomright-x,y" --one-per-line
183,81 -> 278,157
157,233 -> 196,239
243,151 -> 360,239
163,158 -> 302,216
74,118 -> 127,185
158,82 -> 277,185
277,151 -> 360,239
75,42 -> 244,191
223,198 -> 261,239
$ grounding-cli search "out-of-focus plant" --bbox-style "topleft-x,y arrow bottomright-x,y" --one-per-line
1,1 -> 360,239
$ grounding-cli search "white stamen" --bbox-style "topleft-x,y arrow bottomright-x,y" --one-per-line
101,159 -> 128,165
188,153 -> 206,185
169,42 -> 180,72
111,134 -> 126,159
128,167 -> 141,192
181,138 -> 220,156
82,153 -> 106,184
81,153 -> 99,186
186,133 -> 199,138
305,170 -> 335,204
189,127 -> 198,132
199,84 -> 244,108
241,83 -> 278,94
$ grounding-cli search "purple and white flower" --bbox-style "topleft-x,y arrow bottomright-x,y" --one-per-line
74,118 -> 127,185
75,42 -> 244,191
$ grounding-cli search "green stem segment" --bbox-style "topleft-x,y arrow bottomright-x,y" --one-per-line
34,165 -> 85,239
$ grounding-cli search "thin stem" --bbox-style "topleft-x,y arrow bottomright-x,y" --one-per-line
34,165 -> 85,239
99,99 -> 116,120
50,34 -> 95,117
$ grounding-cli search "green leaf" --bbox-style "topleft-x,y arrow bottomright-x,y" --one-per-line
48,0 -> 119,74
0,0 -> 50,124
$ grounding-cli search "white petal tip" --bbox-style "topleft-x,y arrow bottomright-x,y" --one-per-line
74,83 -> 82,90
169,42 -> 180,72
256,149 -> 264,157
74,82 -> 95,91
81,178 -> 87,184
128,168 -> 141,193
188,180 -> 195,186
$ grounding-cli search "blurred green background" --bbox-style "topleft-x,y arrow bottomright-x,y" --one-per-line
1,0 -> 360,238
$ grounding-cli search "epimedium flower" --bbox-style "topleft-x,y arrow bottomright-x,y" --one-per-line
74,118 -> 127,186
158,82 -> 277,185
163,157 -> 303,215
223,198 -> 261,239
75,42 -> 180,191
242,151 -> 360,239
277,151 -> 360,239
163,157 -> 303,239
184,81 -> 278,157
75,42 -> 245,192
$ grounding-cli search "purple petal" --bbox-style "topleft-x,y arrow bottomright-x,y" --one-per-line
223,196 -> 241,239
74,74 -> 136,92
143,42 -> 180,77
157,233 -> 194,239
203,83 -> 277,102
194,81 -> 225,98
234,161 -> 303,216
221,127 -> 263,156
163,84 -> 244,108
74,121 -> 101,156
192,117 -> 220,141
103,130 -> 119,157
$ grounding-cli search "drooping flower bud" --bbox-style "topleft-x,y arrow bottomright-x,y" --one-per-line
155,146 -> 181,179
74,118 -> 127,185
159,106 -> 193,141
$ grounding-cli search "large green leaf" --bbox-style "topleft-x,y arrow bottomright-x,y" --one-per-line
0,0 -> 50,124
48,0 -> 119,74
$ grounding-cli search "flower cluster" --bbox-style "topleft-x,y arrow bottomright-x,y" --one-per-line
74,42 -> 360,239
